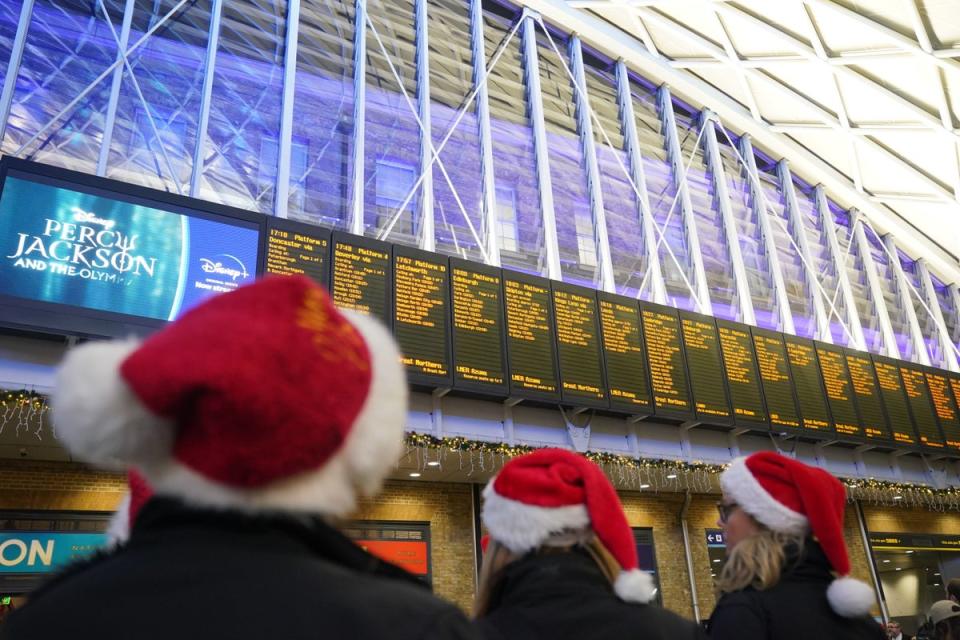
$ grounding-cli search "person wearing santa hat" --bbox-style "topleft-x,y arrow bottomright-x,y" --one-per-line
104,470 -> 153,547
708,451 -> 884,640
2,275 -> 479,640
473,447 -> 704,640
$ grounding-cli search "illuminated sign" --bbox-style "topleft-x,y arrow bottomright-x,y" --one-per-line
641,302 -> 692,419
716,319 -> 767,428
552,282 -> 607,408
0,172 -> 258,325
503,271 -> 559,402
263,217 -> 330,285
450,259 -> 508,395
680,311 -> 732,425
393,246 -> 451,386
0,532 -> 107,574
598,292 -> 652,415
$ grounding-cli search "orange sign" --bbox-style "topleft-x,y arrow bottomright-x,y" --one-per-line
356,540 -> 429,576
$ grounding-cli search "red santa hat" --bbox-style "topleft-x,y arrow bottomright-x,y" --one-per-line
52,275 -> 407,517
720,451 -> 875,617
481,448 -> 656,604
105,470 -> 153,546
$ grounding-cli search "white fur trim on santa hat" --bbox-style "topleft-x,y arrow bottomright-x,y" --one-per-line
481,481 -> 590,555
826,576 -> 875,618
105,493 -> 132,547
614,569 -> 657,604
143,310 -> 408,518
52,339 -> 175,470
720,457 -> 808,535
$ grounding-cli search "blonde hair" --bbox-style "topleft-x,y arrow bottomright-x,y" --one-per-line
473,534 -> 621,618
715,526 -> 806,595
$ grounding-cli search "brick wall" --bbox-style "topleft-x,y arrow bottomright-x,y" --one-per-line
0,459 -> 125,511
618,491 -> 695,619
862,503 -> 960,535
352,480 -> 476,612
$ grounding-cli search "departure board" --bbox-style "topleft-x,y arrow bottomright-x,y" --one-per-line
783,336 -> 833,433
503,271 -> 559,401
716,319 -> 767,427
815,343 -> 862,438
263,218 -> 331,285
597,293 -> 652,415
926,371 -> 960,451
679,311 -> 732,425
640,303 -> 692,419
844,349 -> 892,442
947,375 -> 960,451
393,246 -> 451,386
872,356 -> 918,445
449,259 -> 508,395
900,365 -> 945,449
552,283 -> 608,408
330,233 -> 392,325
751,328 -> 801,430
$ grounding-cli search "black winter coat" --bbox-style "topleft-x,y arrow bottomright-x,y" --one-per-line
474,548 -> 705,640
707,541 -> 885,640
2,498 -> 479,640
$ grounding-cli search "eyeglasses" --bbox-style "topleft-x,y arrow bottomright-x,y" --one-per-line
716,502 -> 739,524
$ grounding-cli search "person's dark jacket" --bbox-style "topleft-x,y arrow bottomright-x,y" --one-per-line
2,497 -> 479,640
474,548 -> 705,640
708,540 -> 885,640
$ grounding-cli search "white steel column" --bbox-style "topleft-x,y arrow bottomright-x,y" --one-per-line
521,12 -> 561,280
779,160 -> 831,342
740,134 -> 794,334
349,0 -> 368,235
96,0 -> 136,176
814,186 -> 866,350
615,61 -> 664,304
916,259 -> 959,371
852,212 -> 900,358
569,36 -> 614,293
470,0 -> 499,266
189,0 -> 224,197
883,234 -> 931,365
0,0 -> 35,146
657,85 -> 710,313
415,0 -> 434,251
701,109 -> 754,325
274,0 -> 302,219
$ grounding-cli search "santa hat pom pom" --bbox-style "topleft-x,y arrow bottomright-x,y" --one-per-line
614,569 -> 656,604
53,340 -> 174,469
826,576 -> 875,617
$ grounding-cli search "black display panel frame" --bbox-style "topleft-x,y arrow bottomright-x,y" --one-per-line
783,335 -> 835,437
0,157 -> 265,339
448,258 -> 510,398
750,327 -> 803,434
678,310 -> 734,427
843,347 -> 895,447
945,373 -> 960,453
814,341 -> 865,443
639,301 -> 694,422
898,362 -> 946,451
597,291 -> 653,417
715,318 -> 769,430
924,368 -> 960,453
329,231 -> 394,327
871,354 -> 920,448
392,245 -> 453,389
551,281 -> 609,410
262,216 -> 331,287
501,269 -> 561,404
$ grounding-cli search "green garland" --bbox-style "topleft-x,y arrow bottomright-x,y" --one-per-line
0,389 -> 46,407
404,432 -> 960,508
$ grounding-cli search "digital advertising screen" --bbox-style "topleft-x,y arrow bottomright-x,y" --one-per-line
0,167 -> 259,333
